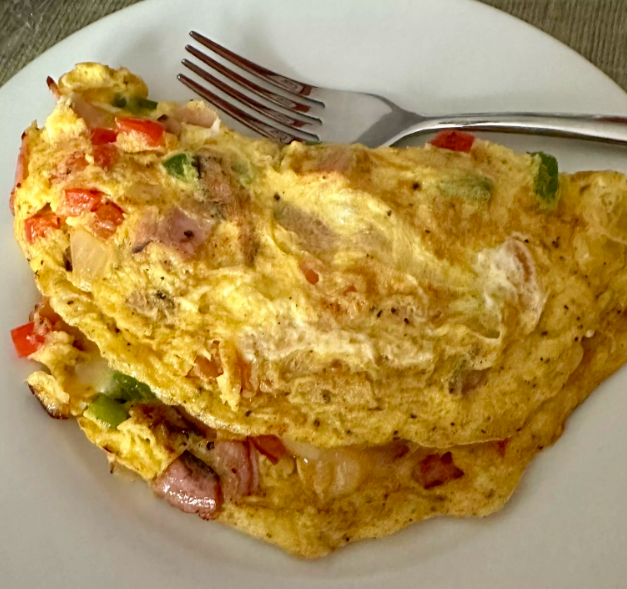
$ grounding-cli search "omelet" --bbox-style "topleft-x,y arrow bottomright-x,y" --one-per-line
10,63 -> 627,556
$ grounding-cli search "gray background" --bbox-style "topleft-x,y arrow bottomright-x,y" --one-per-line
1,0 -> 626,90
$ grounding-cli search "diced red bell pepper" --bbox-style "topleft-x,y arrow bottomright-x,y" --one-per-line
24,213 -> 61,244
90,128 -> 118,146
115,117 -> 164,146
11,321 -> 47,358
60,188 -> 103,216
250,435 -> 287,465
430,130 -> 475,152
91,202 -> 125,239
93,144 -> 119,169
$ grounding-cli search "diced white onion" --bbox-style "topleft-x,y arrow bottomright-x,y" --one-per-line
75,359 -> 113,393
282,438 -> 323,461
295,447 -> 367,500
70,227 -> 112,287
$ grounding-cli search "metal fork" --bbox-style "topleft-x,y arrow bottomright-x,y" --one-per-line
179,31 -> 627,148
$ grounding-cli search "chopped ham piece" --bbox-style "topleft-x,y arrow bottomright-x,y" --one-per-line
414,452 -> 464,490
152,452 -> 223,520
132,210 -> 158,253
197,155 -> 237,211
156,208 -> 212,259
47,76 -> 113,128
132,404 -> 216,443
250,435 -> 287,465
49,152 -> 89,184
274,202 -> 337,254
197,153 -> 257,265
250,444 -> 260,493
210,440 -> 259,501
72,95 -> 114,129
157,114 -> 182,135
134,208 -> 214,259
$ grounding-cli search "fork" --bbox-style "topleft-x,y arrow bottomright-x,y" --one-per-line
178,31 -> 627,148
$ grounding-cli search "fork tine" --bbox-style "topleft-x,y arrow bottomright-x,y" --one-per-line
185,45 -> 319,115
189,31 -> 321,101
177,74 -> 318,144
182,60 -> 319,134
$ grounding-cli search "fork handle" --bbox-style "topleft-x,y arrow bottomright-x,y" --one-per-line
383,113 -> 627,146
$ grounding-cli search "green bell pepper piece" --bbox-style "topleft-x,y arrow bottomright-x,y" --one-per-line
112,94 -> 158,114
439,175 -> 494,202
163,153 -> 198,181
107,371 -> 154,402
86,394 -> 129,430
531,151 -> 559,207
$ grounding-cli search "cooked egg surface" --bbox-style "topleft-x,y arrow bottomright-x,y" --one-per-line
13,63 -> 627,452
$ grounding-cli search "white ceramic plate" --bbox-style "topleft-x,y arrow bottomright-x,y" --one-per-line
2,0 -> 627,586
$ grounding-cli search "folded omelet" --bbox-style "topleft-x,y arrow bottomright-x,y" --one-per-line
10,63 -> 627,556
